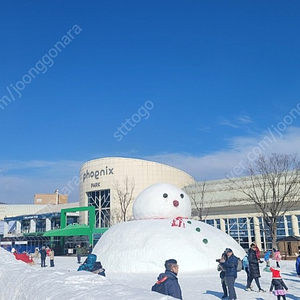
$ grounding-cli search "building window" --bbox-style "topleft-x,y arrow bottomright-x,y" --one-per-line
248,217 -> 255,238
205,219 -> 214,227
51,217 -> 61,229
21,220 -> 30,233
223,218 -> 251,250
228,218 -> 238,237
237,218 -> 249,249
36,219 -> 46,232
205,219 -> 220,229
277,216 -> 286,240
87,189 -> 110,228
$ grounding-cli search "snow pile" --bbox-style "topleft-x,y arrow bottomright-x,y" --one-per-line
1,247 -> 300,299
0,248 -> 168,300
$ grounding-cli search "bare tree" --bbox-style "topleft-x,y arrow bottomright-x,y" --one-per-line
113,176 -> 135,222
184,181 -> 212,221
228,153 -> 300,250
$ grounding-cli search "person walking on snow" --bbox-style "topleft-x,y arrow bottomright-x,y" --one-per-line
264,250 -> 271,266
274,249 -> 281,268
245,243 -> 265,292
269,267 -> 288,300
264,250 -> 272,272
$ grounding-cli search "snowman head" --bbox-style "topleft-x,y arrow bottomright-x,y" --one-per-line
132,183 -> 191,220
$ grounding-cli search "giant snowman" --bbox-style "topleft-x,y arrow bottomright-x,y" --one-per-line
93,183 -> 245,273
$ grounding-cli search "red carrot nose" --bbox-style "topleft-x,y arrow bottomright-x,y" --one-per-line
173,200 -> 179,207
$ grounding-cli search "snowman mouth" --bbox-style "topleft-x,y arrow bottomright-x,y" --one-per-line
173,200 -> 179,207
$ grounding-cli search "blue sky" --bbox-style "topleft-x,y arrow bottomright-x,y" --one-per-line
1,0 -> 300,204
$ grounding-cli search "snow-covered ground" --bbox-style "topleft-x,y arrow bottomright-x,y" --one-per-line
0,248 -> 299,300
1,184 -> 299,299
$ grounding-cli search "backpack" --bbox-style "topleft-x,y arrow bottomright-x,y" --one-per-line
242,255 -> 249,270
151,276 -> 168,295
237,257 -> 243,272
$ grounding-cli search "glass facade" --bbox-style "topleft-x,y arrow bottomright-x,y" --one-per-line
248,217 -> 255,238
205,219 -> 221,229
205,214 -> 300,250
276,216 -> 285,240
224,218 -> 253,250
87,189 -> 111,228
205,219 -> 214,227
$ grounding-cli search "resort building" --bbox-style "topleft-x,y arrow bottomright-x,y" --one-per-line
1,156 -> 300,256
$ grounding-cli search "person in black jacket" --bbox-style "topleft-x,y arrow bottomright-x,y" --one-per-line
152,259 -> 183,300
220,248 -> 238,300
246,243 -> 265,292
39,246 -> 47,267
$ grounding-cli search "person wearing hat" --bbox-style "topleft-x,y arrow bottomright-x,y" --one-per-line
220,248 -> 238,300
269,267 -> 288,300
151,259 -> 182,300
245,243 -> 265,292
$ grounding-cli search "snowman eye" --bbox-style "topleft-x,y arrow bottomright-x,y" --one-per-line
163,193 -> 168,198
180,194 -> 184,198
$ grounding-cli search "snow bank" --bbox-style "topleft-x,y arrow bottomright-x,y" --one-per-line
0,248 -> 171,300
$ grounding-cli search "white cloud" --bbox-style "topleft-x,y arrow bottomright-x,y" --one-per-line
218,114 -> 253,129
237,115 -> 253,124
2,127 -> 300,204
0,160 -> 83,204
145,127 -> 300,181
218,119 -> 240,128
